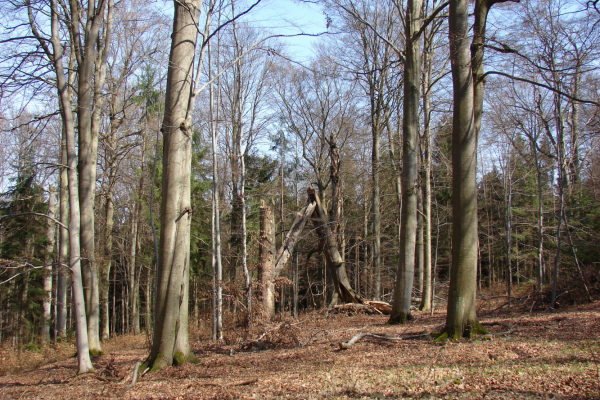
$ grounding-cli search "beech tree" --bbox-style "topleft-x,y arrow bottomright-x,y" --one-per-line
14,0 -> 96,372
441,0 -> 515,339
389,0 -> 448,324
143,0 -> 200,371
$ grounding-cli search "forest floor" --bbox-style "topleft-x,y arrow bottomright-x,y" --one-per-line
0,294 -> 599,399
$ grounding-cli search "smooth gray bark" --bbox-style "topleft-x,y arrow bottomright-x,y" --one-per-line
129,138 -> 145,335
310,189 -> 363,304
209,38 -> 223,340
372,121 -> 381,300
42,186 -> 57,342
56,135 -> 69,337
420,32 -> 434,311
444,0 -> 483,340
100,117 -> 117,340
272,196 -> 317,278
145,0 -> 199,370
49,0 -> 94,373
72,0 -> 113,354
258,201 -> 275,318
389,0 -> 422,324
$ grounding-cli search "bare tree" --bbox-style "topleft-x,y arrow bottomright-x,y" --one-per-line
41,185 -> 57,342
22,0 -> 95,372
144,0 -> 200,371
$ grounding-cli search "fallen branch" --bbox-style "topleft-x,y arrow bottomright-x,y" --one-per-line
300,329 -> 326,347
241,319 -> 308,351
401,323 -> 445,340
331,303 -> 382,315
364,301 -> 392,314
118,361 -> 141,397
472,330 -> 516,341
195,378 -> 258,387
331,301 -> 392,315
339,332 -> 404,350
481,321 -> 512,331
339,322 -> 446,349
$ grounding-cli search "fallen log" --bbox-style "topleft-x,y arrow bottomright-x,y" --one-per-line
339,322 -> 445,349
364,300 -> 392,314
330,301 -> 393,315
339,332 -> 403,349
331,303 -> 383,315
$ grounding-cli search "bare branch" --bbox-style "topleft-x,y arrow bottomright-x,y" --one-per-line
0,212 -> 69,230
483,70 -> 600,107
414,1 -> 449,39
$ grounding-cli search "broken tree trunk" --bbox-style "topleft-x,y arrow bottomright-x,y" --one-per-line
271,190 -> 317,278
270,187 -> 377,310
309,188 -> 364,304
258,200 -> 276,317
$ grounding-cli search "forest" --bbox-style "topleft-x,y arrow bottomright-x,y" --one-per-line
0,0 -> 599,397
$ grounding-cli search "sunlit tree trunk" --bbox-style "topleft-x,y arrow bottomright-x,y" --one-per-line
443,0 -> 486,340
42,185 -> 57,342
310,189 -> 362,303
71,0 -> 113,354
48,0 -> 94,373
129,139 -> 145,335
371,115 -> 381,300
144,0 -> 199,371
208,39 -> 223,340
56,134 -> 69,337
389,0 -> 422,324
258,200 -> 275,317
100,119 -> 117,341
503,161 -> 513,306
420,29 -> 434,311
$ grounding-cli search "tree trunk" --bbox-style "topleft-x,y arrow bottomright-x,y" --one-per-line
50,0 -> 94,373
42,186 -> 57,342
389,0 -> 422,324
551,91 -> 568,310
309,189 -> 363,304
272,193 -> 317,277
145,0 -> 199,371
417,191 -> 424,297
129,139 -> 145,336
420,34 -> 433,311
208,38 -> 223,340
74,0 -> 113,354
56,135 -> 69,337
504,166 -> 513,307
528,103 -> 545,295
240,150 -> 251,325
372,126 -> 381,300
144,266 -> 152,332
101,156 -> 115,341
258,201 -> 275,318
442,0 -> 487,340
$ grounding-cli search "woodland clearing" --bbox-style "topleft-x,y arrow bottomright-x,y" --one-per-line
0,296 -> 599,400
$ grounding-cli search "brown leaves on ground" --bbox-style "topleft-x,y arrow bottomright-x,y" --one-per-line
0,300 -> 599,399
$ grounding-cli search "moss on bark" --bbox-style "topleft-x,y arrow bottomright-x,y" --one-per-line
387,312 -> 414,325
434,320 -> 488,342
149,352 -> 168,372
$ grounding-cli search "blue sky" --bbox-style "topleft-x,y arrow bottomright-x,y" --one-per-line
239,0 -> 328,61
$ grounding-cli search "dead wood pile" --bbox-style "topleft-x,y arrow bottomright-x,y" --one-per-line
330,301 -> 392,315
